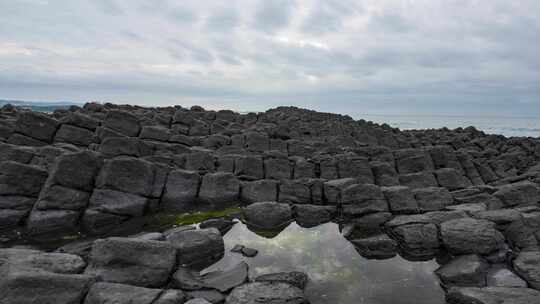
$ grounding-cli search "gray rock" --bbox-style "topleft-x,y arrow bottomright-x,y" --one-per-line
49,151 -> 103,192
54,124 -> 95,146
235,155 -> 264,180
0,161 -> 48,196
36,185 -> 90,211
139,126 -> 171,141
99,137 -> 153,158
441,218 -> 505,255
185,290 -> 225,304
96,157 -> 157,197
83,282 -> 161,304
103,110 -> 141,137
225,282 -> 307,304
87,189 -> 148,217
15,111 -> 59,142
323,178 -> 357,205
371,161 -> 399,186
26,209 -> 80,235
82,209 -> 129,235
60,112 -> 99,131
254,271 -> 309,289
341,184 -> 388,217
85,237 -> 177,287
185,299 -> 212,304
436,255 -> 488,287
294,204 -> 335,227
486,266 -> 527,288
513,251 -> 540,289
243,202 -> 293,229
172,267 -> 204,290
167,228 -> 224,269
413,187 -> 453,212
161,169 -> 200,211
351,234 -> 398,259
245,132 -> 269,152
185,150 -> 215,172
446,286 -> 540,304
154,290 -> 187,304
278,179 -> 311,204
399,171 -> 438,189
240,179 -> 279,203
394,148 -> 434,174
198,172 -> 240,205
389,223 -> 440,258
337,156 -> 374,183
201,262 -> 249,292
381,186 -> 419,214
0,248 -> 86,274
435,168 -> 472,190
494,181 -> 540,207
264,158 -> 292,180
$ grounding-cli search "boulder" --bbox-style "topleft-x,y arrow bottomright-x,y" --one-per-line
96,157 -> 157,197
139,126 -> 171,141
240,179 -> 278,203
85,237 -> 177,287
341,184 -> 388,217
82,209 -> 129,235
200,262 -> 249,292
337,156 -> 374,183
54,124 -> 94,146
413,187 -> 453,212
293,160 -> 315,179
0,248 -> 86,274
36,185 -> 90,211
441,218 -> 505,255
513,251 -> 540,289
14,111 -> 59,142
60,112 -> 99,131
234,155 -> 264,180
198,172 -> 240,205
167,228 -> 224,269
435,255 -> 488,287
394,148 -> 434,174
243,202 -> 293,229
161,169 -> 200,211
323,178 -> 357,205
381,186 -> 419,214
245,132 -> 269,152
278,179 -> 311,204
388,223 -> 440,258
26,209 -> 80,235
99,137 -> 153,158
225,282 -> 307,304
185,150 -> 215,172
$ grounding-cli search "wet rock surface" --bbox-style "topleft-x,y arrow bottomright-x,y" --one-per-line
1,103 -> 540,303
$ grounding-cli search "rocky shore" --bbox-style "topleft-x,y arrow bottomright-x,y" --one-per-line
1,102 -> 540,303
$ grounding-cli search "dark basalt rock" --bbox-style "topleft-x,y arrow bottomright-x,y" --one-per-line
225,282 -> 308,304
167,228 -> 224,269
435,255 -> 489,287
441,218 -> 505,255
254,272 -> 309,290
243,202 -> 293,230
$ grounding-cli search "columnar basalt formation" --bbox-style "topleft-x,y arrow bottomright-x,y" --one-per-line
1,103 -> 540,303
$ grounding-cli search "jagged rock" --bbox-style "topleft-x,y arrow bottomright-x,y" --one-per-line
240,179 -> 279,203
381,186 -> 419,214
513,251 -> 540,289
446,287 -> 540,304
436,255 -> 489,287
413,187 -> 453,212
441,218 -> 505,255
167,228 -> 224,269
225,282 -> 307,304
243,202 -> 293,229
161,169 -> 200,211
85,237 -> 177,287
254,272 -> 309,289
198,172 -> 240,205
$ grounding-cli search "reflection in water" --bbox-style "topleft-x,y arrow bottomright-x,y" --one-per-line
204,222 -> 445,304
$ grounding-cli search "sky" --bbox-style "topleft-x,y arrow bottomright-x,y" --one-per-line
0,0 -> 539,116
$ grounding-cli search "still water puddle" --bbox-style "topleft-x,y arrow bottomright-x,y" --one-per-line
204,221 -> 445,304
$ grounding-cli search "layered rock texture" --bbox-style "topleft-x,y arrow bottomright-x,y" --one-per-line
1,103 -> 540,303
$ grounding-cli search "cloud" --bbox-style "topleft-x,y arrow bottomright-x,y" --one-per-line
0,0 -> 539,116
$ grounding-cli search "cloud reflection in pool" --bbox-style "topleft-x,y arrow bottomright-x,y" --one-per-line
203,221 -> 445,304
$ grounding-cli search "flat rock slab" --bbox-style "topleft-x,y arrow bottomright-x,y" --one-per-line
446,287 -> 540,304
201,262 -> 249,292
85,237 -> 177,287
513,251 -> 540,289
225,282 -> 307,304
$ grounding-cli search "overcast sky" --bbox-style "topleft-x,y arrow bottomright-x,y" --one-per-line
1,0 -> 539,116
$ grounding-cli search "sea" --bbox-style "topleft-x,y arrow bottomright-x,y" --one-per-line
355,114 -> 540,138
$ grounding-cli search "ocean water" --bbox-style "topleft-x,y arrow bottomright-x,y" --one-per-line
355,114 -> 540,138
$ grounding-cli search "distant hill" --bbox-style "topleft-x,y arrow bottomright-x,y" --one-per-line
0,99 -> 83,112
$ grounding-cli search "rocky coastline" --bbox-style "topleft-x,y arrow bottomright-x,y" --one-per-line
1,102 -> 540,303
